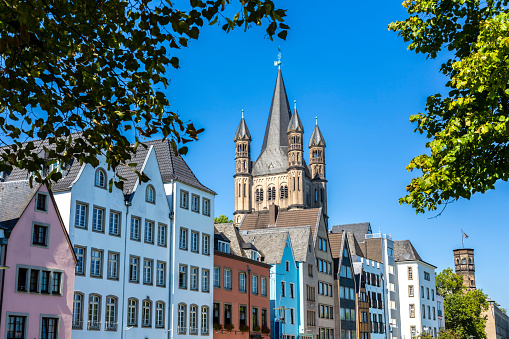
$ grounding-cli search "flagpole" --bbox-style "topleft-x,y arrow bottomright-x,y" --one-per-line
461,229 -> 464,249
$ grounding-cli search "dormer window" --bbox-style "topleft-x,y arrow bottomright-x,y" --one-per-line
95,169 -> 107,188
146,185 -> 155,203
35,193 -> 48,212
218,241 -> 230,254
251,251 -> 260,261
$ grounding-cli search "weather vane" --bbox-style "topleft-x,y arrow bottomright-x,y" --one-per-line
274,46 -> 282,68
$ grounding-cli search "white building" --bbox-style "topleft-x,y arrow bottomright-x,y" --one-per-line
4,139 -> 216,339
358,257 -> 386,339
394,240 -> 440,338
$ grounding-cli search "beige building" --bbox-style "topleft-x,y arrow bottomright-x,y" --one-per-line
484,300 -> 509,339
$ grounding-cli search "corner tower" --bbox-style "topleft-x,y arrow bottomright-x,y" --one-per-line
287,102 -> 306,209
234,112 -> 252,224
453,248 -> 476,290
309,121 -> 327,216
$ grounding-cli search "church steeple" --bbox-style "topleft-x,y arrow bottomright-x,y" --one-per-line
287,101 -> 306,210
309,121 -> 327,215
234,112 -> 252,224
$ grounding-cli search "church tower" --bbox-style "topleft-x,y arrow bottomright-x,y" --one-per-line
233,112 -> 252,224
309,121 -> 327,216
287,102 -> 306,209
453,248 -> 476,290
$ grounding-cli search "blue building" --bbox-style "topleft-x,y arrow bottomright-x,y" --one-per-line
242,229 -> 300,339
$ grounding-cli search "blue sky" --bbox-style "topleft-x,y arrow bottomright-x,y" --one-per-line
164,2 -> 508,308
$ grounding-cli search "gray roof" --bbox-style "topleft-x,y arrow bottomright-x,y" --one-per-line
241,231 -> 289,265
309,123 -> 326,147
234,117 -> 251,141
394,240 -> 422,262
214,223 -> 249,257
287,107 -> 304,133
241,226 -> 311,262
331,222 -> 372,243
252,68 -> 291,176
116,145 -> 152,196
0,181 -> 40,232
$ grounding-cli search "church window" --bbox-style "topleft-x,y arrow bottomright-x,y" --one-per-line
255,188 -> 264,202
280,185 -> 288,199
238,184 -> 241,197
462,258 -> 466,264
268,187 -> 276,201
243,184 -> 246,197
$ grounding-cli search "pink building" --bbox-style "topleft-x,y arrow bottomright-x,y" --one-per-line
0,181 -> 76,339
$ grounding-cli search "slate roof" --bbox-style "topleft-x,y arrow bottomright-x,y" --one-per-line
116,145 -> 152,196
0,181 -> 40,232
241,226 -> 311,262
252,68 -> 292,176
214,223 -> 249,257
287,107 -> 304,133
241,231 -> 289,265
239,208 -> 321,239
328,232 -> 344,259
331,222 -> 372,243
234,117 -> 251,141
394,240 -> 422,262
346,231 -> 364,257
309,124 -> 326,147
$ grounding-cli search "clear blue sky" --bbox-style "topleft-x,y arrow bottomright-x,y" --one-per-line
163,1 -> 508,308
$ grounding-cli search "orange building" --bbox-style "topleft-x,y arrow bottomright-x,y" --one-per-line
213,223 -> 272,339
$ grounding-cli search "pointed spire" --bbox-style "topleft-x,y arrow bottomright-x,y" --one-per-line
234,111 -> 251,141
260,68 -> 292,152
309,123 -> 326,147
287,100 -> 304,133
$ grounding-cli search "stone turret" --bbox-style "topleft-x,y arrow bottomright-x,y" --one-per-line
234,112 -> 252,224
453,248 -> 476,290
309,121 -> 327,215
287,102 -> 305,209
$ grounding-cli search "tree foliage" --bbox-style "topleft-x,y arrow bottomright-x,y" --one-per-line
436,268 -> 489,338
214,214 -> 233,223
389,0 -> 509,213
0,0 -> 288,190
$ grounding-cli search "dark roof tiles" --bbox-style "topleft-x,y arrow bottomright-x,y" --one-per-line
394,240 -> 422,262
0,181 -> 40,232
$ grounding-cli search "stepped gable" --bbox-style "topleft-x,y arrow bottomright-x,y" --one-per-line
394,240 -> 422,262
241,231 -> 289,265
252,68 -> 292,176
241,226 -> 311,262
331,222 -> 372,244
0,181 -> 40,232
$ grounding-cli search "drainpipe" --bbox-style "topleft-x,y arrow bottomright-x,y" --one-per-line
248,265 -> 251,339
120,200 -> 131,339
0,237 -> 8,328
168,180 -> 175,339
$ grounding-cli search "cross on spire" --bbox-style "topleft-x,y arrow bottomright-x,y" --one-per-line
274,46 -> 282,68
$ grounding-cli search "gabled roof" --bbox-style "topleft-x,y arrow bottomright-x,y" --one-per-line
331,222 -> 372,243
328,232 -> 344,259
252,68 -> 292,176
214,223 -> 250,257
241,231 -> 289,265
235,117 -> 251,141
309,124 -> 326,147
0,181 -> 40,232
345,231 -> 364,257
241,226 -> 311,262
394,240 -> 422,262
239,208 -> 322,239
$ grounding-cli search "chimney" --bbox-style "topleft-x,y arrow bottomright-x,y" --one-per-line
269,204 -> 279,226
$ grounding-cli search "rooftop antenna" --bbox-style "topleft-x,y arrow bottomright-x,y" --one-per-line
274,46 -> 282,69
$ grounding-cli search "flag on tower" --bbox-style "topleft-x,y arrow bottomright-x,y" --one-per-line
462,230 -> 469,239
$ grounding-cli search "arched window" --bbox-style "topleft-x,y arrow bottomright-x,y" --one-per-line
146,185 -> 155,203
142,299 -> 152,327
267,187 -> 276,201
190,304 -> 198,334
462,258 -> 466,264
468,258 -> 472,264
255,188 -> 264,202
95,168 -> 107,188
105,296 -> 117,331
201,306 -> 209,334
127,298 -> 138,326
88,294 -> 101,330
73,292 -> 84,329
156,301 -> 165,328
280,185 -> 288,199
178,303 -> 187,334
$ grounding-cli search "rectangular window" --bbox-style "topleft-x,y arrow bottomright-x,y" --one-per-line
307,285 -> 316,302
281,281 -> 286,297
388,247 -> 394,257
30,269 -> 39,292
157,261 -> 166,287
261,309 -> 268,328
261,277 -> 267,296
191,194 -> 200,212
191,266 -> 199,290
290,308 -> 295,324
157,223 -> 167,247
32,224 -> 48,247
74,246 -> 86,275
156,302 -> 165,328
286,261 -> 290,271
144,220 -> 154,244
290,283 -> 295,298
129,256 -> 139,282
41,271 -> 50,293
36,193 -> 48,212
252,275 -> 258,294
422,305 -> 426,318
51,272 -> 61,295
202,269 -> 210,292
180,190 -> 189,209
224,304 -> 232,325
408,267 -> 413,280
92,207 -> 105,232
109,211 -> 121,236
130,217 -> 140,241
409,304 -> 415,318
191,231 -> 199,252
411,326 -> 416,338
107,252 -> 119,279
75,202 -> 88,229
7,315 -> 26,339
308,264 -> 313,277
213,266 -> 220,288
307,310 -> 316,327
424,271 -> 430,281
90,249 -> 103,277
203,198 -> 210,216
224,269 -> 232,290
179,228 -> 188,250
239,272 -> 246,292
202,234 -> 210,255
252,307 -> 259,327
409,285 -> 414,297
143,259 -> 153,285
179,265 -> 188,289
41,317 -> 58,339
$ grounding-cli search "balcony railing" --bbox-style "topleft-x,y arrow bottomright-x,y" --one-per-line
190,326 -> 198,335
202,327 -> 210,335
72,320 -> 83,329
106,322 -> 118,331
88,320 -> 101,330
178,326 -> 186,334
